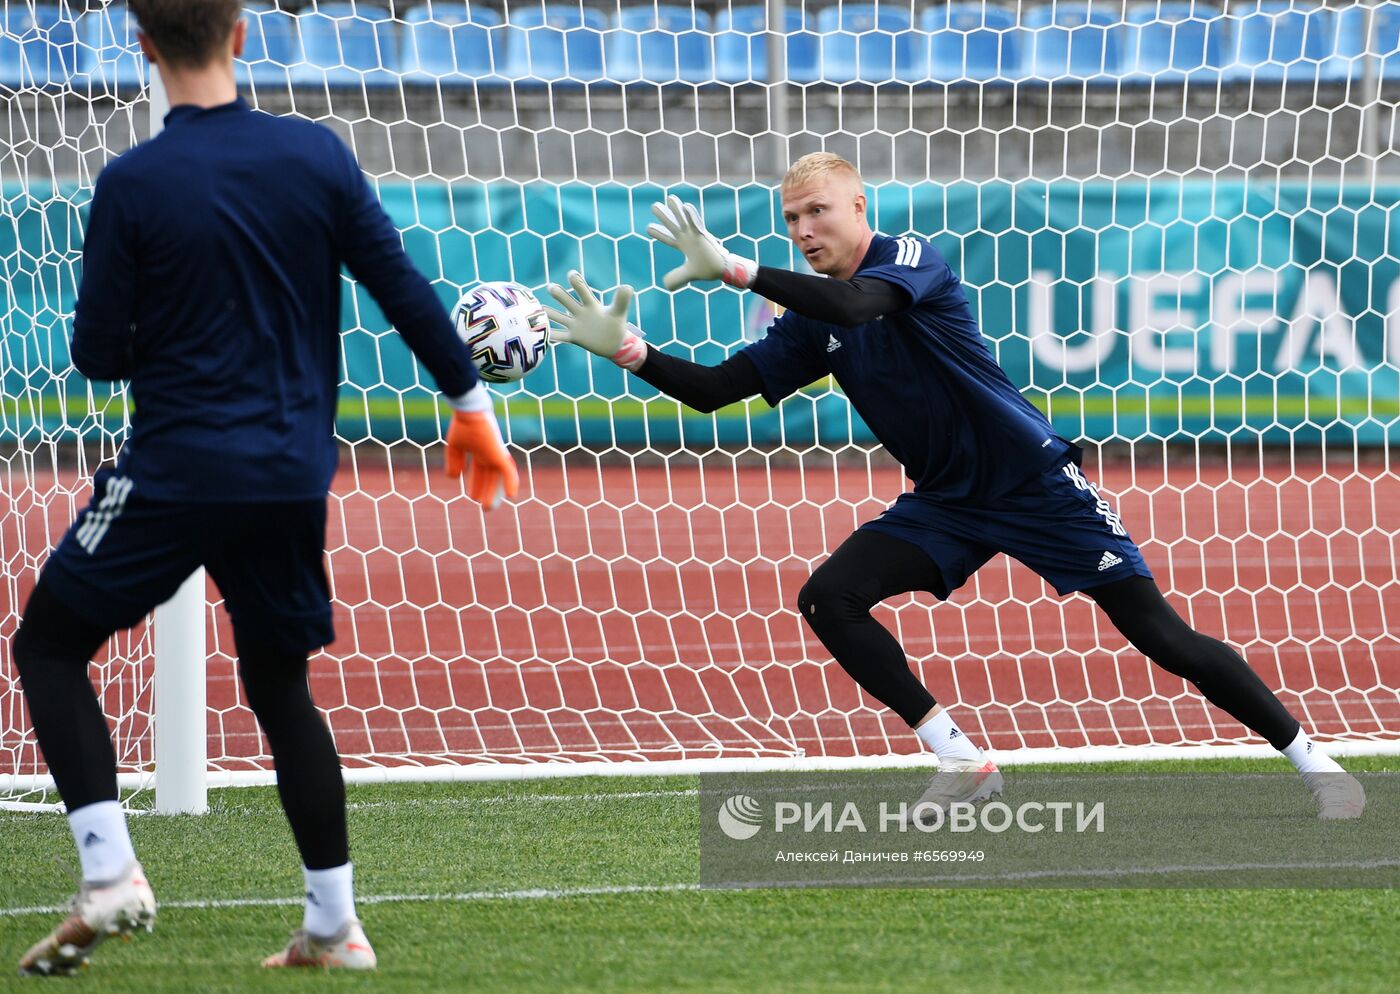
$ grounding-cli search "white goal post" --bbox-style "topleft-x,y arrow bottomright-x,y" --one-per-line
3,0 -> 1400,813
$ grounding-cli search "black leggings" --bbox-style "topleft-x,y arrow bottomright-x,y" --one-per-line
798,530 -> 1301,749
13,576 -> 349,869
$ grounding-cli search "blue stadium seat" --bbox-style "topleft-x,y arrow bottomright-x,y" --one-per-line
501,5 -> 607,84
714,6 -> 821,84
77,4 -> 147,91
0,25 -> 17,87
605,6 -> 712,84
1327,2 -> 1400,80
292,2 -> 400,88
1020,1 -> 1122,82
402,3 -> 502,84
815,3 -> 916,83
238,5 -> 299,88
0,5 -> 77,89
1120,3 -> 1227,83
921,4 -> 1018,83
1225,1 -> 1334,84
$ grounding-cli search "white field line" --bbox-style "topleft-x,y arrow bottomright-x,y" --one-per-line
346,788 -> 699,810
5,857 -> 1398,918
762,857 -> 1400,888
0,882 -> 700,919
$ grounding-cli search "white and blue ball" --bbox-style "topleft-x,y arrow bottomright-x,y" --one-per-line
452,281 -> 550,383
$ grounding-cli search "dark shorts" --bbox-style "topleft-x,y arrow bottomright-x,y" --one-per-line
860,460 -> 1153,598
42,469 -> 334,654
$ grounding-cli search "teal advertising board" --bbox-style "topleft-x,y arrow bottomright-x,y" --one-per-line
3,180 -> 1397,448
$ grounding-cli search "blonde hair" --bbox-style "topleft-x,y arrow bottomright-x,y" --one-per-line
781,152 -> 863,192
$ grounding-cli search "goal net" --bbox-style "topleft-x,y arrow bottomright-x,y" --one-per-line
3,0 -> 1398,803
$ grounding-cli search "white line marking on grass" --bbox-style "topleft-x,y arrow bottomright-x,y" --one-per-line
347,788 -> 699,811
743,857 -> 1400,889
0,882 -> 701,918
5,857 -> 1398,918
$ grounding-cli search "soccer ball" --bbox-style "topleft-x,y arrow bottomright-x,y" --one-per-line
452,281 -> 550,383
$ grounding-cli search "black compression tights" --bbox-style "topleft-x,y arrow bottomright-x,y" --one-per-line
12,578 -> 118,809
798,531 -> 1301,749
797,531 -> 941,727
13,576 -> 348,868
1086,576 -> 1300,749
235,633 -> 349,870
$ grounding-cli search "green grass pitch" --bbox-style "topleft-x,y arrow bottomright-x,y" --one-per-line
1,756 -> 1397,993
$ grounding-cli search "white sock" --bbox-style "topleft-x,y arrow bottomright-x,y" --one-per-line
303,863 -> 356,939
916,709 -> 984,763
67,800 -> 137,884
1281,728 -> 1344,775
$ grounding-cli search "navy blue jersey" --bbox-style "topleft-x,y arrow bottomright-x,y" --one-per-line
740,233 -> 1076,503
71,97 -> 477,502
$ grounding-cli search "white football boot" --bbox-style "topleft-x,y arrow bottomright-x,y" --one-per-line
907,757 -> 1004,826
18,861 -> 155,977
1303,770 -> 1366,820
263,919 -> 378,970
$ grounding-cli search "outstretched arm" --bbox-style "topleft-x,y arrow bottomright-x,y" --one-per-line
335,141 -> 517,508
749,269 -> 908,327
543,271 -> 763,414
647,195 -> 909,327
633,349 -> 762,414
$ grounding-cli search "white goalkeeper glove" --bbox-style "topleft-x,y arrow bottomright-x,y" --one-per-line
542,271 -> 648,371
647,194 -> 757,292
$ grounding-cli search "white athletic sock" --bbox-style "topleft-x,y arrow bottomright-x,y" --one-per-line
67,800 -> 137,884
1281,728 -> 1344,775
303,863 -> 356,939
916,710 -> 984,764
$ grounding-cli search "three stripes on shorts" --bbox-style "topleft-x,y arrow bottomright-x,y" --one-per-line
1061,463 -> 1128,537
75,475 -> 133,554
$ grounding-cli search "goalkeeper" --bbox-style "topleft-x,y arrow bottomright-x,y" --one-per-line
14,0 -> 517,977
545,152 -> 1364,821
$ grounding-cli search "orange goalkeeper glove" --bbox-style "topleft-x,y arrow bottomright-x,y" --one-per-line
444,386 -> 519,510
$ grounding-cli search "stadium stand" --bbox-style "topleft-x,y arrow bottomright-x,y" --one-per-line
814,2 -> 916,83
1120,2 -> 1228,84
1020,0 -> 1123,82
401,2 -> 503,84
291,1 -> 401,88
239,4 -> 299,88
77,2 -> 146,90
1225,0 -> 1334,84
921,4 -> 1019,84
10,3 -> 1400,91
0,4 -> 77,89
713,5 -> 819,84
500,4 -> 608,83
605,5 -> 713,84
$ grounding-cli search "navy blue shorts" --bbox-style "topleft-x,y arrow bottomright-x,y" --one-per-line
42,469 -> 334,654
860,460 -> 1153,598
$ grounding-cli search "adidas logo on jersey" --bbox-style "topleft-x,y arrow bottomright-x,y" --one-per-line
826,334 -> 841,353
1097,551 -> 1124,572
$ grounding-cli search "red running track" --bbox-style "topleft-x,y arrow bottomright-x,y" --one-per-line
2,451 -> 1398,778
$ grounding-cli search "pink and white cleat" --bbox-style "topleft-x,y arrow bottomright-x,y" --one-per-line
18,861 -> 156,977
908,758 -> 1004,825
1303,771 -> 1366,820
263,919 -> 377,970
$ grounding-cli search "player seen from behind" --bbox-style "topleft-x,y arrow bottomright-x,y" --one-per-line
13,0 -> 517,976
544,152 -> 1365,822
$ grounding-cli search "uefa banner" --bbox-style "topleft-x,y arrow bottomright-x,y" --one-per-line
3,180 -> 1398,447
